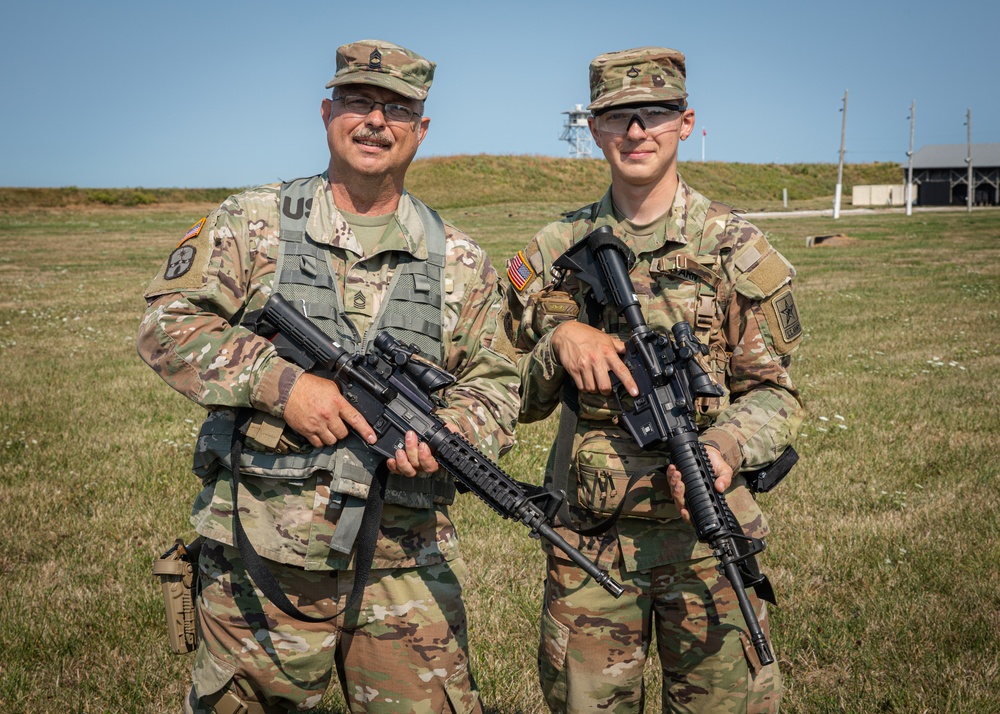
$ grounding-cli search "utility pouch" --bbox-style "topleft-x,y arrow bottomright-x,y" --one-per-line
245,411 -> 311,454
153,536 -> 204,654
531,288 -> 580,335
574,429 -> 680,521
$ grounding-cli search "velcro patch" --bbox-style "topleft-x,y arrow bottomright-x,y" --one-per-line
144,215 -> 215,297
761,287 -> 802,354
734,244 -> 762,273
507,251 -> 535,292
746,251 -> 791,297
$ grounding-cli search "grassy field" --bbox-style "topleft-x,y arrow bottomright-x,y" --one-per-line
0,155 -> 903,214
0,170 -> 998,712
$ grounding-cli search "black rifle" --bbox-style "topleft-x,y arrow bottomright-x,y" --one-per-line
253,294 -> 625,599
553,226 -> 787,665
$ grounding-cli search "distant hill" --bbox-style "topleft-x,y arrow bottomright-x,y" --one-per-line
0,155 -> 903,210
407,155 -> 903,210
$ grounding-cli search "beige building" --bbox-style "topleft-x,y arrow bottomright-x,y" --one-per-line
851,184 -> 913,206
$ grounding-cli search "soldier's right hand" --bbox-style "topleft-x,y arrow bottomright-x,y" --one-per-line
282,373 -> 377,448
551,322 -> 639,397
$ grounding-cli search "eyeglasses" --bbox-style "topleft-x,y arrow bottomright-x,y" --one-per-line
594,104 -> 685,135
333,94 -> 422,123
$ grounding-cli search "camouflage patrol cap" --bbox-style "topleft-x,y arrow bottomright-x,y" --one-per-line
326,39 -> 435,101
588,46 -> 687,112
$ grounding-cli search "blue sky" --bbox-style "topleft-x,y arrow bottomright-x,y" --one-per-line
1,0 -> 996,188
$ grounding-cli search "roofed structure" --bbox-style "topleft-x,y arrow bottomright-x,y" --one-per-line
905,143 -> 1000,205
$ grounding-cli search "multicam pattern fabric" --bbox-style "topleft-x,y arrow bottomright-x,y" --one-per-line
326,39 -> 435,101
510,176 -> 802,713
588,46 -> 688,111
540,554 -> 780,713
137,172 -> 519,572
186,540 -> 479,714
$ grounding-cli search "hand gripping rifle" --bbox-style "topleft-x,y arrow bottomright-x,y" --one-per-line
553,226 -> 783,665
254,294 -> 625,599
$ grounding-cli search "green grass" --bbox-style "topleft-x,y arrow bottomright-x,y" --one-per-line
1,167 -> 997,713
0,156 -> 902,213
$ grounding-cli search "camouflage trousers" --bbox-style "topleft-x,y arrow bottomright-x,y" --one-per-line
185,539 -> 481,714
538,554 -> 780,713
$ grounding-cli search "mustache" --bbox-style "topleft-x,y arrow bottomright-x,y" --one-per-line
352,127 -> 392,146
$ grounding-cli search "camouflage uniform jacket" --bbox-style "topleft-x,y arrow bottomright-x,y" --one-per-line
138,172 -> 519,571
509,177 -> 803,573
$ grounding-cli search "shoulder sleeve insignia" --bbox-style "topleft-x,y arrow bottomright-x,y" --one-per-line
164,244 -> 198,280
761,287 -> 803,354
177,217 -> 207,248
506,250 -> 536,292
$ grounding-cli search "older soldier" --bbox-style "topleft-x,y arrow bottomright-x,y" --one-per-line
138,40 -> 518,714
507,47 -> 803,713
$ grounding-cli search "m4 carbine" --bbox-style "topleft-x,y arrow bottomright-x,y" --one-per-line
553,226 -> 787,665
254,294 -> 624,599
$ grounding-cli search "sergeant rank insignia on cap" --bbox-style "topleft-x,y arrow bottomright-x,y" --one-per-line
368,48 -> 382,70
507,251 -> 535,292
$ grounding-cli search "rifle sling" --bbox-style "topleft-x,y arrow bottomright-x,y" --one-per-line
228,408 -> 384,623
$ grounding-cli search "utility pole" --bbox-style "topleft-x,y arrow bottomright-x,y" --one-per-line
965,108 -> 973,212
833,89 -> 848,220
906,100 -> 915,216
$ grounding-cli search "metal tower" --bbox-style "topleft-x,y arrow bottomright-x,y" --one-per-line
560,104 -> 592,158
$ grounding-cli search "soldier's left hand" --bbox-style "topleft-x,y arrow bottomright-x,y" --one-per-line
386,424 -> 460,477
667,445 -> 733,526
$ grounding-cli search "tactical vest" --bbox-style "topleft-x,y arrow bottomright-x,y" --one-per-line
560,197 -> 735,426
549,198 -> 738,522
192,176 -> 456,554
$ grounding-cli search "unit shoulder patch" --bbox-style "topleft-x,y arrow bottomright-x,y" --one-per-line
164,244 -> 197,280
143,215 -> 215,297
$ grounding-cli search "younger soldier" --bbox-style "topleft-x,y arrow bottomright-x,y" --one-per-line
138,40 -> 518,713
508,47 -> 803,713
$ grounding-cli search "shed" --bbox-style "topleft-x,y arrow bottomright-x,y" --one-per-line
904,144 -> 1000,206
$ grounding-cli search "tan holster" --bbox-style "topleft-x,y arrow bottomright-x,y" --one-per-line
153,536 -> 204,654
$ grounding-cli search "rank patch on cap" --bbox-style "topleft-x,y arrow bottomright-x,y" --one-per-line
164,245 -> 197,280
507,251 -> 535,292
177,217 -> 207,248
368,48 -> 383,70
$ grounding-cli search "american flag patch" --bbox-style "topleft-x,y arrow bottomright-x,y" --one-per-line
507,251 -> 535,291
176,217 -> 207,248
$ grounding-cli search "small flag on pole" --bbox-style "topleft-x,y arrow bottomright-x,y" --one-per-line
703,128 -> 707,136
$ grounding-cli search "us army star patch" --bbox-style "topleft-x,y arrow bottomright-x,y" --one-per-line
164,245 -> 197,280
774,289 -> 802,341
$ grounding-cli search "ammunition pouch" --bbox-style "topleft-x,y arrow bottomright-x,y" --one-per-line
530,288 -> 580,336
153,536 -> 204,654
573,427 -> 681,521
